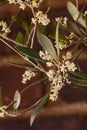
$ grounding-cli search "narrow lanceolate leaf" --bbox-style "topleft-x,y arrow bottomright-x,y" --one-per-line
69,71 -> 87,88
0,87 -> 3,106
67,20 -> 81,36
67,1 -> 86,28
70,71 -> 87,80
13,15 -> 29,32
37,31 -> 57,60
30,93 -> 49,126
21,20 -> 29,32
10,62 -> 36,71
16,32 -> 25,44
47,27 -> 68,42
69,77 -> 87,84
16,46 -> 43,61
55,22 -> 60,58
69,78 -> 87,88
13,90 -> 21,110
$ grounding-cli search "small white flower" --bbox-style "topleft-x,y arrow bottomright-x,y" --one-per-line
60,64 -> 66,73
7,0 -> 26,10
59,41 -> 67,50
22,69 -> 36,84
39,51 -> 53,61
46,62 -> 53,67
62,51 -> 72,61
31,18 -> 37,25
65,61 -> 77,72
46,69 -> 55,81
49,88 -> 58,102
32,11 -> 50,26
19,3 -> 26,10
7,0 -> 16,4
8,0 -> 43,10
30,0 -> 43,8
63,17 -> 68,27
84,11 -> 87,16
0,106 -> 8,117
55,17 -> 62,23
65,51 -> 72,60
0,20 -> 10,35
55,17 -> 68,27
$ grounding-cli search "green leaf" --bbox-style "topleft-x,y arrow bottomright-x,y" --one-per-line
59,33 -> 68,42
70,78 -> 87,87
76,72 -> 87,79
30,93 -> 49,126
16,46 -> 43,61
21,20 -> 29,32
67,20 -> 82,36
10,62 -> 36,71
24,32 -> 28,43
47,27 -> 68,42
69,71 -> 87,88
69,77 -> 87,84
67,1 -> 86,28
37,24 -> 47,34
70,71 -> 87,80
72,47 -> 84,61
16,32 -> 25,44
0,87 -> 3,106
13,90 -> 21,110
47,28 -> 55,39
12,15 -> 22,24
13,15 -> 29,32
37,31 -> 57,60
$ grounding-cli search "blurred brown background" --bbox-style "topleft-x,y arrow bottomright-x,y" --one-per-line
0,0 -> 87,130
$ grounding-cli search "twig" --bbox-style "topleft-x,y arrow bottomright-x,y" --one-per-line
30,24 -> 36,48
0,38 -> 45,72
26,27 -> 34,45
0,34 -> 23,46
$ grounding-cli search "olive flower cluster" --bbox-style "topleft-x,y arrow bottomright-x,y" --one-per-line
32,11 -> 50,26
22,69 -> 36,84
39,51 -> 77,101
7,0 -> 43,10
